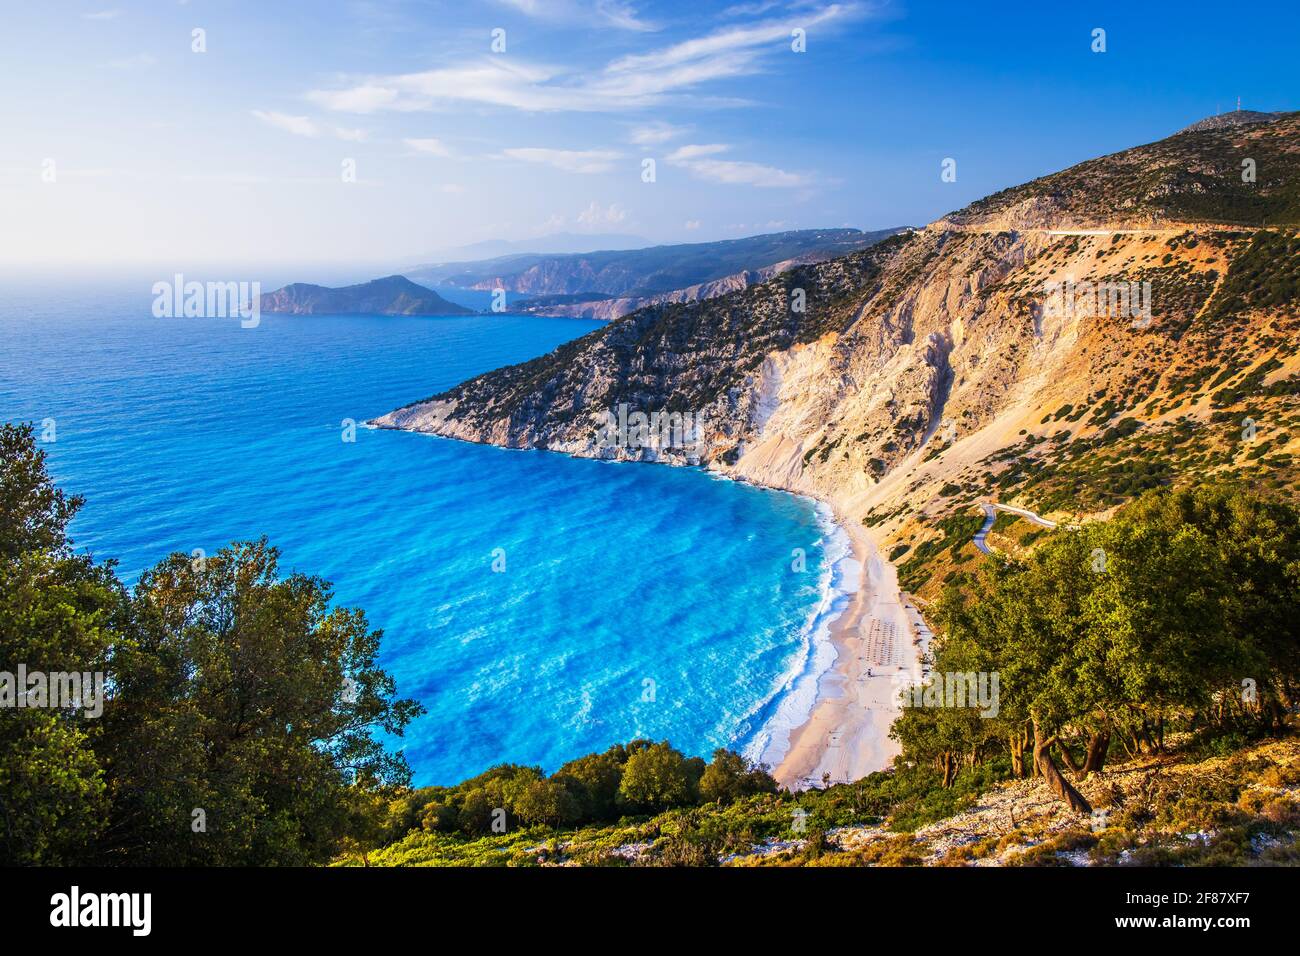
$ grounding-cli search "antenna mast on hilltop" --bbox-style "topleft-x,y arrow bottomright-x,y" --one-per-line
1237,96 -> 1242,112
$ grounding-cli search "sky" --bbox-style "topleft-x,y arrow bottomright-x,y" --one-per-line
1,0 -> 1296,268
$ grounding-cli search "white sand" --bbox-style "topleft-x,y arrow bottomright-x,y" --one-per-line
771,509 -> 924,790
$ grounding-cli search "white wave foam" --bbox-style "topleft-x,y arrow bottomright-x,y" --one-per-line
739,500 -> 859,770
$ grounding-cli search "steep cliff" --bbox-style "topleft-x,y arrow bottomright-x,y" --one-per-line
373,114 -> 1300,588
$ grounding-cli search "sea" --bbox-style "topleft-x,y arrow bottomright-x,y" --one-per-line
0,275 -> 855,785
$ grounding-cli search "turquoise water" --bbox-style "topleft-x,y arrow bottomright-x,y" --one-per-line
1,279 -> 837,785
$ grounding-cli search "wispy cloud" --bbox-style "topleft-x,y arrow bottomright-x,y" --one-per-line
83,9 -> 121,20
596,2 -> 848,96
666,143 -> 807,187
719,0 -> 829,16
499,147 -> 623,173
595,1 -> 659,31
666,143 -> 730,160
492,0 -> 660,32
251,110 -> 368,141
307,3 -> 860,114
252,110 -> 321,137
530,200 -> 632,235
627,121 -> 690,145
309,61 -> 573,113
576,200 -> 628,225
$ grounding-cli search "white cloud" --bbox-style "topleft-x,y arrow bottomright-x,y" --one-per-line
313,84 -> 402,113
601,4 -> 845,84
665,142 -> 807,187
404,137 -> 453,157
684,219 -> 701,230
595,1 -> 659,31
500,147 -> 623,173
252,110 -> 368,141
309,61 -> 574,113
83,9 -> 121,20
492,0 -> 659,31
306,4 -> 860,114
718,1 -> 784,14
576,201 -> 628,226
721,0 -> 834,18
534,201 -> 632,235
252,110 -> 321,137
665,143 -> 730,161
681,158 -> 807,188
628,121 -> 689,145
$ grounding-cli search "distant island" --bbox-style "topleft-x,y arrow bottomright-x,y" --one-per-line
260,275 -> 475,316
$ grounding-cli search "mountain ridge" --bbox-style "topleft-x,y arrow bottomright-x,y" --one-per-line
408,228 -> 906,299
513,242 -> 909,320
945,110 -> 1300,231
1179,108 -> 1284,133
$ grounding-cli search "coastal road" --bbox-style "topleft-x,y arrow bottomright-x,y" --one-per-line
973,501 -> 1058,555
1043,229 -> 1153,237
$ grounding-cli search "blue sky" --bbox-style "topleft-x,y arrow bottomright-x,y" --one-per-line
1,0 -> 1295,267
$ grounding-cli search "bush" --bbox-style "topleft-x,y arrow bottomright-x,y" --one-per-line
619,742 -> 700,810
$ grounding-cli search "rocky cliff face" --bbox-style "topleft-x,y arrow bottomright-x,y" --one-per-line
373,114 -> 1300,580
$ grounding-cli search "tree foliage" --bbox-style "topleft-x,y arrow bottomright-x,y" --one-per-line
896,485 -> 1300,811
0,423 -> 422,865
405,740 -> 774,839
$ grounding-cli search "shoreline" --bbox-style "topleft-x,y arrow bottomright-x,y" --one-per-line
739,499 -> 857,772
763,497 -> 924,791
700,466 -> 924,792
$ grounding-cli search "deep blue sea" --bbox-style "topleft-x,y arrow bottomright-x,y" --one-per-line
0,277 -> 845,785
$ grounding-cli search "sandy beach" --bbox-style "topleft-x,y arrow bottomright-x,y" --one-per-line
769,507 -> 926,791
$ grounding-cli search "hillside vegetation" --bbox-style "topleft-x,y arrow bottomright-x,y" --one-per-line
345,484 -> 1300,866
351,732 -> 1300,867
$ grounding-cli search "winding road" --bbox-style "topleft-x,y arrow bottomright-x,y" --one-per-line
973,502 -> 1059,555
